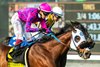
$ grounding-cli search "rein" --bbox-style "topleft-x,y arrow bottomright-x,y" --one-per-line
72,37 -> 80,53
68,21 -> 81,53
47,32 -> 66,46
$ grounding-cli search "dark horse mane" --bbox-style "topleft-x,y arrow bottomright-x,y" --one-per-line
56,21 -> 88,36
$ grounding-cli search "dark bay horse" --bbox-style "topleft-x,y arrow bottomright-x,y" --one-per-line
0,21 -> 95,67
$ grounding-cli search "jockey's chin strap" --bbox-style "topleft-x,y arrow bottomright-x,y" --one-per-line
47,33 -> 66,46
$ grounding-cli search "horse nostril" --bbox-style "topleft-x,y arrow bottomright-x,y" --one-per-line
85,52 -> 90,56
79,41 -> 86,49
84,51 -> 91,58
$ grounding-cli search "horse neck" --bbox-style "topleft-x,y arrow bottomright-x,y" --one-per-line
0,43 -> 11,56
42,31 -> 72,60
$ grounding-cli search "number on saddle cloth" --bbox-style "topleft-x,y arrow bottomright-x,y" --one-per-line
8,35 -> 36,47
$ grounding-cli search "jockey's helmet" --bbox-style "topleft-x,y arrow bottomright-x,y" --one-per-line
52,6 -> 63,17
39,2 -> 52,13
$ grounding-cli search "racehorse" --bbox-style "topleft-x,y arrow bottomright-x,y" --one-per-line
0,21 -> 95,67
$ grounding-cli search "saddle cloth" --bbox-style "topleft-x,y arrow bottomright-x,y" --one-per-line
7,47 -> 29,67
8,62 -> 24,67
8,35 -> 36,47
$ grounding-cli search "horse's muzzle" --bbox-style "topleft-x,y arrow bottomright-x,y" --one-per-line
78,49 -> 91,59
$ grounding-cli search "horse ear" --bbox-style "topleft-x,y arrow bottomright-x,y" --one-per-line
70,20 -> 73,24
69,20 -> 76,32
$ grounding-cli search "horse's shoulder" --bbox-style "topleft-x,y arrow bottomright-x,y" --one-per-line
29,43 -> 49,53
30,43 -> 43,49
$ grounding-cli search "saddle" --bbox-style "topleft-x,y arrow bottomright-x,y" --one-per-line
7,46 -> 29,67
7,46 -> 28,64
3,34 -> 52,67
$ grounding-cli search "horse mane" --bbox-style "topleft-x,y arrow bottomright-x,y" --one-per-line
56,21 -> 89,38
70,21 -> 88,33
55,21 -> 80,35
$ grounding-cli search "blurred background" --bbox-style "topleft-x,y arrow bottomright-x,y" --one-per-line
0,0 -> 100,67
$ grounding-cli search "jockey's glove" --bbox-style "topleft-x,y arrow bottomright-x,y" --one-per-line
46,29 -> 51,33
39,28 -> 51,34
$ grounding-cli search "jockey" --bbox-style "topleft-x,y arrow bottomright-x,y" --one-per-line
46,6 -> 63,30
11,2 -> 52,49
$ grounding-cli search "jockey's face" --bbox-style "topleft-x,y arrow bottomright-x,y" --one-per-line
39,10 -> 49,19
53,14 -> 61,22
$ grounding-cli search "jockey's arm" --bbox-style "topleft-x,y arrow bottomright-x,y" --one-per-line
25,12 -> 39,32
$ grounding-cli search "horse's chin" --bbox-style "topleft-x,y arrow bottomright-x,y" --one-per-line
79,50 -> 91,59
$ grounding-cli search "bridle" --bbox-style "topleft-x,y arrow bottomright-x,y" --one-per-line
70,28 -> 90,52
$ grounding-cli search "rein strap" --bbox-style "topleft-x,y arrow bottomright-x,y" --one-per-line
47,33 -> 66,46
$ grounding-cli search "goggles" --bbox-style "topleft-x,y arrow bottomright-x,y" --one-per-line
43,11 -> 49,16
54,13 -> 61,19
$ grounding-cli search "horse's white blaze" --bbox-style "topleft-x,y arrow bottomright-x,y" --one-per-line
70,28 -> 86,50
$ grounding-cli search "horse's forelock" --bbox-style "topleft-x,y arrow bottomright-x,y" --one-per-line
71,21 -> 90,40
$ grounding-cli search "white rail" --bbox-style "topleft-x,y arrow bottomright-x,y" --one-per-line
67,55 -> 100,60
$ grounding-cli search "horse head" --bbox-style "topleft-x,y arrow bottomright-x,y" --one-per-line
67,21 -> 95,59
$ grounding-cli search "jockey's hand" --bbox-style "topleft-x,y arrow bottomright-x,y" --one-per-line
39,28 -> 51,34
46,29 -> 51,33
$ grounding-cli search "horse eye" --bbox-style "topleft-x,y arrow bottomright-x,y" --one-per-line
74,36 -> 80,43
